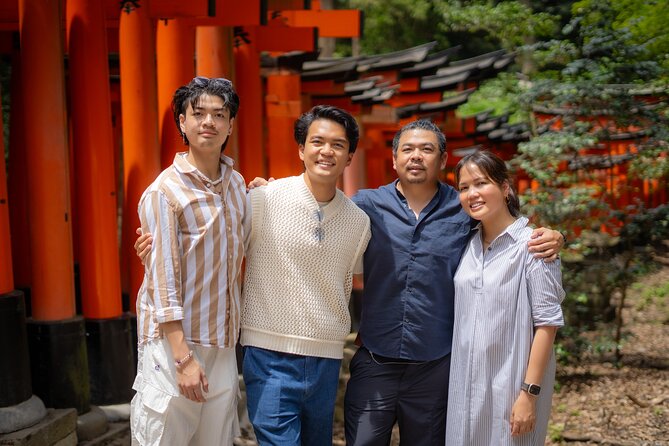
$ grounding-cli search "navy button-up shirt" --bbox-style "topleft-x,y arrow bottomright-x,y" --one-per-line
352,180 -> 473,361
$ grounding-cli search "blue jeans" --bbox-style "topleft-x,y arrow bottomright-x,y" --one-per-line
243,346 -> 341,446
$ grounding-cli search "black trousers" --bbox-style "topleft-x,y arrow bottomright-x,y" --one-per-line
344,346 -> 451,446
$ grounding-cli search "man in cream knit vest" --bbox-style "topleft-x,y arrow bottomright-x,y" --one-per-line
136,105 -> 370,445
241,106 -> 370,445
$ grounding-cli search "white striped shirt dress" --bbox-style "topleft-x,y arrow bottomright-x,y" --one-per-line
446,217 -> 565,445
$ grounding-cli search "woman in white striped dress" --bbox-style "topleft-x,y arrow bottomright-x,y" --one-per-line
446,150 -> 564,445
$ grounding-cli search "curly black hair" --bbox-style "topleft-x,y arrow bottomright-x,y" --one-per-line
172,76 -> 240,148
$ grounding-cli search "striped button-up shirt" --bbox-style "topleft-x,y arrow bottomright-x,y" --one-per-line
136,152 -> 246,348
446,216 -> 564,445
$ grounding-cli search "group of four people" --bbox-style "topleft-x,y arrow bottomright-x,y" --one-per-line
130,76 -> 565,446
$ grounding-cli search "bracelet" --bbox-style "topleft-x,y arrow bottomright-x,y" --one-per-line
175,350 -> 194,369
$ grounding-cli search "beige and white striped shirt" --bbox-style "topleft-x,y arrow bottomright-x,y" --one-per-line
136,152 -> 246,348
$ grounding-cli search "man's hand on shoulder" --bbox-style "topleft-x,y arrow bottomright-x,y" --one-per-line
134,228 -> 153,265
246,176 -> 274,191
527,227 -> 565,262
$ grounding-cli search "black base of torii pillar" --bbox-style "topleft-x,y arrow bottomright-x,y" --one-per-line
0,290 -> 47,434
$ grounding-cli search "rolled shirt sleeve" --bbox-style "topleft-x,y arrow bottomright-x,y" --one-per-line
139,190 -> 184,323
526,258 -> 565,327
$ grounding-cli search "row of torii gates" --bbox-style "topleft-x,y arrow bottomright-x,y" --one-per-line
0,0 -> 666,435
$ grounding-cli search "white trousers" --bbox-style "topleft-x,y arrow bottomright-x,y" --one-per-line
131,339 -> 239,446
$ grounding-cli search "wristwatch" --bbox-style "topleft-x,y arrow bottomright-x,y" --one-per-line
521,382 -> 541,396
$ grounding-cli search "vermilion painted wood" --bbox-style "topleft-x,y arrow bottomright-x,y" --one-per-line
157,18 -> 195,169
18,0 -> 76,320
254,25 -> 316,52
274,10 -> 361,38
7,52 -> 31,290
195,26 -> 240,163
0,90 -> 13,294
195,26 -> 235,79
235,36 -> 265,181
301,80 -> 345,96
180,0 -> 261,27
67,0 -> 122,319
266,73 -> 302,179
119,5 -> 161,313
342,131 -> 367,198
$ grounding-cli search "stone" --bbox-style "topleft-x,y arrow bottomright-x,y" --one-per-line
52,432 -> 77,446
0,396 -> 47,434
0,408 -> 77,446
97,404 -> 130,422
76,406 -> 108,441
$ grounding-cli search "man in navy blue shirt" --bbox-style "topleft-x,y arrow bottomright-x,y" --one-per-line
344,119 -> 563,445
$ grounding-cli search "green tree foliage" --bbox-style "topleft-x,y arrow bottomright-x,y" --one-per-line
456,73 -> 529,124
340,0 -> 450,54
435,0 -> 558,50
511,2 -> 669,364
337,0 -> 564,57
574,0 -> 669,74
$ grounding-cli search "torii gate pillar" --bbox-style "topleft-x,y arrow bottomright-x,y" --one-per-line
18,0 -> 89,414
67,0 -> 134,406
119,4 -> 161,316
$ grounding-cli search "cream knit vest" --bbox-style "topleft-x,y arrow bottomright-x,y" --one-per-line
241,175 -> 371,359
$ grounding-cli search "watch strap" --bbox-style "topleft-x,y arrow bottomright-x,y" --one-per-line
521,382 -> 541,396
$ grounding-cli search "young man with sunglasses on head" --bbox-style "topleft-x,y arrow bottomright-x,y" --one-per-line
131,77 -> 244,446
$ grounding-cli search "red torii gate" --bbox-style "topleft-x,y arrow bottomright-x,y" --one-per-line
0,0 -> 362,435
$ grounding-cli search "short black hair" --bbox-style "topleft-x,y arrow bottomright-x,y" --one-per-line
454,150 -> 521,217
294,105 -> 360,153
172,76 -> 240,148
392,119 -> 446,156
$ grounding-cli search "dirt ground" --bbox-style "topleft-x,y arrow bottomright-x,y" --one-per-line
545,264 -> 669,446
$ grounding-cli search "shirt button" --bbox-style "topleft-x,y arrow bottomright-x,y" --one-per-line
206,182 -> 211,187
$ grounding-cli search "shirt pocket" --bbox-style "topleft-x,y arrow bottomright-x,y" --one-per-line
427,221 -> 471,265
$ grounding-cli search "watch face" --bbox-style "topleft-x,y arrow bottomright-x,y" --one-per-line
528,384 -> 541,396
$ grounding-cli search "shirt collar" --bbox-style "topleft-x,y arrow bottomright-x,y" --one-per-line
505,216 -> 529,241
472,216 -> 529,241
173,151 -> 234,184
392,180 -> 445,218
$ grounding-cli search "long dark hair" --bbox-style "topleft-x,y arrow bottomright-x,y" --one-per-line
454,150 -> 521,217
